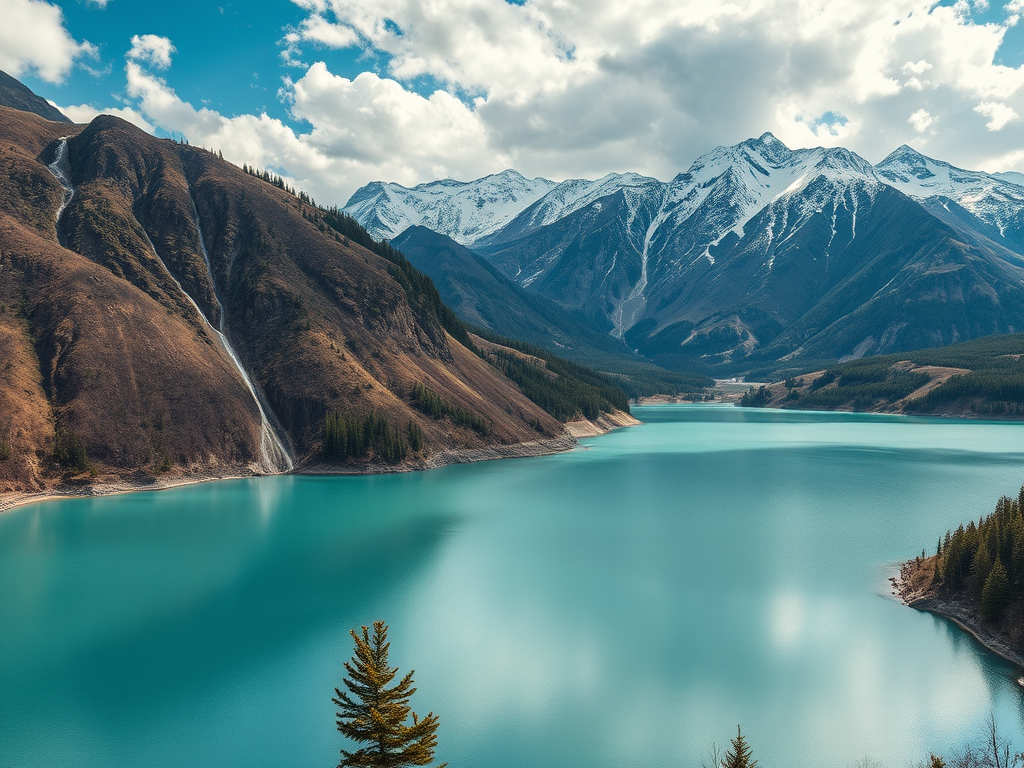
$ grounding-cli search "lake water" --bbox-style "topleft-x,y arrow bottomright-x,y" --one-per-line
3,406 -> 1024,768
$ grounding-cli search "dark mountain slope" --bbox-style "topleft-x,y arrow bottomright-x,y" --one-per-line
391,226 -> 713,394
0,70 -> 71,123
0,107 -> 567,493
393,225 -> 638,361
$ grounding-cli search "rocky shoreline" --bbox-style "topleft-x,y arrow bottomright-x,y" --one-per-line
0,413 -> 638,514
892,556 -> 1024,668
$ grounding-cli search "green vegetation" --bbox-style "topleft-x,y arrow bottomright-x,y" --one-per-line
333,621 -> 445,768
323,411 -> 408,463
753,333 -> 1024,415
740,386 -> 771,407
407,420 -> 424,453
721,726 -> 758,768
471,326 -> 630,422
0,441 -> 10,461
927,483 -> 1024,639
241,164 -> 296,195
410,383 -> 489,435
52,430 -> 92,473
795,360 -> 930,411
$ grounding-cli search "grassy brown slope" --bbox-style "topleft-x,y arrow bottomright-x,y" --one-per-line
0,210 -> 263,488
0,109 -> 561,492
178,138 -> 562,454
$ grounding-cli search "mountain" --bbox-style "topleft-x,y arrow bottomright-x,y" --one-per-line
392,225 -> 630,356
343,170 -> 556,245
390,226 -> 712,395
876,145 -> 1024,252
346,135 -> 1024,371
0,70 -> 71,123
0,101 -> 604,494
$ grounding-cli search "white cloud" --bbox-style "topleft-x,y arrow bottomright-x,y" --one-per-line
296,16 -> 359,49
127,34 -> 175,69
1007,0 -> 1024,25
118,58 -> 501,205
85,0 -> 110,6
909,109 -> 935,132
57,102 -> 154,132
68,0 -> 1024,205
0,0 -> 96,83
974,100 -> 1019,129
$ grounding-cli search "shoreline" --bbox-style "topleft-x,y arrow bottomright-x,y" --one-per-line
0,413 -> 636,515
892,558 -> 1024,669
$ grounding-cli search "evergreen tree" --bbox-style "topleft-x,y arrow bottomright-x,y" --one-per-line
333,621 -> 446,768
982,558 -> 1011,621
721,725 -> 757,768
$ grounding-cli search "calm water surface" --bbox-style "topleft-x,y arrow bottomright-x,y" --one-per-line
3,406 -> 1024,767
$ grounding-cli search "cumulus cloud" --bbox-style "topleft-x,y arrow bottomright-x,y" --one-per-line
70,0 -> 1024,204
974,100 -> 1020,129
0,0 -> 95,82
57,102 -> 154,132
127,34 -> 175,69
1007,0 -> 1024,25
909,109 -> 935,132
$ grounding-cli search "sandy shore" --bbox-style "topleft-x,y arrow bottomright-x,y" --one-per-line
0,414 -> 636,514
892,558 -> 1024,668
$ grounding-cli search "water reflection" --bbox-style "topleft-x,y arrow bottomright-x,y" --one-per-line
2,407 -> 1024,767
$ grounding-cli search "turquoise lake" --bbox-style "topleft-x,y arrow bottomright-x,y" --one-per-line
4,405 -> 1024,767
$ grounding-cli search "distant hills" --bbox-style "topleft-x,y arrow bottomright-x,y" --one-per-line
739,332 -> 1024,418
345,135 -> 1024,373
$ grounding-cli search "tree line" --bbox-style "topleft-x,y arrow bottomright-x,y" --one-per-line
322,411 -> 412,464
931,484 -> 1024,628
410,383 -> 489,435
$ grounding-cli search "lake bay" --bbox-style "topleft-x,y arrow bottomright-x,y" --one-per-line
3,405 -> 1024,767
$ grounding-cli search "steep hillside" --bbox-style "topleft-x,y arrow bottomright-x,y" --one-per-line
0,105 -> 574,495
0,70 -> 70,123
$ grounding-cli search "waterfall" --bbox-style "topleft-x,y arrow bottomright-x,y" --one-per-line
188,199 -> 294,474
47,138 -> 74,243
140,226 -> 294,475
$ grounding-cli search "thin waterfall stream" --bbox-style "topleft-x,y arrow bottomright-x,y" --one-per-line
188,197 -> 293,473
44,136 -> 292,474
46,137 -> 74,243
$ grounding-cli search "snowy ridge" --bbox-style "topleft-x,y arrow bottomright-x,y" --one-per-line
877,146 -> 1024,237
343,170 -> 555,245
509,172 -> 663,234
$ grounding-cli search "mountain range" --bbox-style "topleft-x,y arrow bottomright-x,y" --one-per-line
345,135 -> 1024,373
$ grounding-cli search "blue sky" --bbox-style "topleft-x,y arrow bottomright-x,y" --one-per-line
5,0 -> 1024,208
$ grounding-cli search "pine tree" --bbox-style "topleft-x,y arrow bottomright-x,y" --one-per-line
333,621 -> 446,768
721,725 -> 757,768
982,558 -> 1011,621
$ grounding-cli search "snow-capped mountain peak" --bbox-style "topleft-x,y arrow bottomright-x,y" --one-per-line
342,170 -> 556,245
876,145 -> 1024,237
